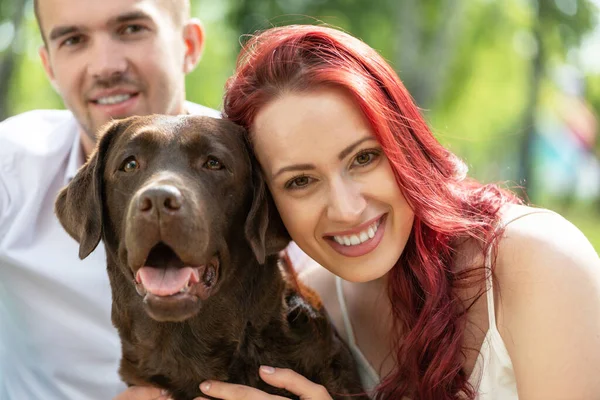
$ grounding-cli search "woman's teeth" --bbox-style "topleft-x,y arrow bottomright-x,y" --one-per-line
333,218 -> 381,246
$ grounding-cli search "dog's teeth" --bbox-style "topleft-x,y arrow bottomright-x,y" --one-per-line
134,281 -> 147,297
178,281 -> 192,293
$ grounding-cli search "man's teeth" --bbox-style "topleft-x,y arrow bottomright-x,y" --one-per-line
96,94 -> 132,105
333,219 -> 381,247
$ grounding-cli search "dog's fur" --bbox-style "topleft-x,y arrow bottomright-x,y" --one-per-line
55,115 -> 366,400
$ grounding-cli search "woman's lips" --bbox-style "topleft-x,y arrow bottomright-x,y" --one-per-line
325,214 -> 387,258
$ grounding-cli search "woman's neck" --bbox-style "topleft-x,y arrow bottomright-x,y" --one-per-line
342,273 -> 396,377
345,273 -> 390,308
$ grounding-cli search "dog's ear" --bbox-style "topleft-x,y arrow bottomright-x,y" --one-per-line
55,119 -> 127,259
244,154 -> 291,265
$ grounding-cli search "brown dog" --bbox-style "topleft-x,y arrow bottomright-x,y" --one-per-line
55,115 -> 366,400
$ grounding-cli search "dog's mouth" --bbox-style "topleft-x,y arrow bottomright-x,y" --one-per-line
133,242 -> 220,301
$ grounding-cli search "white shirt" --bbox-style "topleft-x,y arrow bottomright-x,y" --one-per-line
0,104 -> 219,400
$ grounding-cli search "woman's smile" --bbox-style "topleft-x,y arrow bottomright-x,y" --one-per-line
324,213 -> 387,257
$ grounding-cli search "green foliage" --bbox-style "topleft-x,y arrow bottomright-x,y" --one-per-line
2,0 -> 599,249
185,1 -> 240,110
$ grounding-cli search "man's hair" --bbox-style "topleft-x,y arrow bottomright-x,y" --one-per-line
34,0 -> 190,47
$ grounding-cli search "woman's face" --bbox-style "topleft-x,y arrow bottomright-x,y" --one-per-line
252,87 -> 414,282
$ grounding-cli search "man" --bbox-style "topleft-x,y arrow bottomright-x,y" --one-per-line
0,0 -> 218,398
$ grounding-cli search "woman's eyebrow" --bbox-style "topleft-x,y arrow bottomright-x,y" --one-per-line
337,136 -> 375,160
272,164 -> 316,180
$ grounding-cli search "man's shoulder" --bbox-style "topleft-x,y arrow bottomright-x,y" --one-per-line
185,101 -> 221,118
0,109 -> 77,152
1,109 -> 75,131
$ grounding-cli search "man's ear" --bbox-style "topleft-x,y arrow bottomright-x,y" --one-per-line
244,154 -> 291,265
182,18 -> 205,74
39,45 -> 59,92
55,120 -> 127,259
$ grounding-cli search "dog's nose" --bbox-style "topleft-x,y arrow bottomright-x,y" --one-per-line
138,185 -> 183,213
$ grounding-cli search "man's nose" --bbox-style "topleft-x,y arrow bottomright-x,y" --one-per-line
87,36 -> 128,81
326,178 -> 367,223
137,185 -> 184,215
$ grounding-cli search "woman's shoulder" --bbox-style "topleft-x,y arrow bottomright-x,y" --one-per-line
493,204 -> 599,298
492,204 -> 600,397
495,204 -> 598,278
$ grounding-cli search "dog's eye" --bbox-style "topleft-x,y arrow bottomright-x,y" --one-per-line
120,157 -> 139,173
204,156 -> 223,171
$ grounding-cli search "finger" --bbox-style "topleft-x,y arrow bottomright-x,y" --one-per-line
199,380 -> 289,400
258,366 -> 332,399
113,386 -> 171,400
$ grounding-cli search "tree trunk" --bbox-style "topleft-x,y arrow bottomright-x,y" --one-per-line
518,14 -> 544,198
395,0 -> 464,108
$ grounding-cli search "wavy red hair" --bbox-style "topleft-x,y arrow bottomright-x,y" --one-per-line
223,25 -> 520,400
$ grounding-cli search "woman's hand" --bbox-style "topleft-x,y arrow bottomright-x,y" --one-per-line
113,386 -> 171,400
194,366 -> 333,400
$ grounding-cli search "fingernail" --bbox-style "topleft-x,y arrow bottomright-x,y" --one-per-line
260,365 -> 275,374
200,381 -> 211,392
161,389 -> 168,395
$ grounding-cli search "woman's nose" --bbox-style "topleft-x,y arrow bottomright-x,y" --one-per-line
326,178 -> 367,223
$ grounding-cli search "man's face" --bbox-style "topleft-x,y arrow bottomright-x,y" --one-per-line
38,0 -> 200,139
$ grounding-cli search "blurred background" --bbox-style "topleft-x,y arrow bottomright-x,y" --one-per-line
1,0 -> 599,250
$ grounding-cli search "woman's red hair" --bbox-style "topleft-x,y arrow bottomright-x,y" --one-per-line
223,25 -> 519,400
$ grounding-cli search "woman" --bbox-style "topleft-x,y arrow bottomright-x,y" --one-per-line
120,25 -> 600,400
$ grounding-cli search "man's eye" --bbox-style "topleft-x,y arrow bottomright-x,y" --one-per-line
203,156 -> 224,171
62,35 -> 83,47
121,25 -> 145,35
119,157 -> 139,172
285,175 -> 312,189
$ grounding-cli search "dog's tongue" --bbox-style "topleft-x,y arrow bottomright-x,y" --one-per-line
137,266 -> 198,296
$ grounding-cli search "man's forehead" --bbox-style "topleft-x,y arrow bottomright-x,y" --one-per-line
38,0 -> 165,34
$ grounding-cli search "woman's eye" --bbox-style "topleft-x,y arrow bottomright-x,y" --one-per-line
204,156 -> 224,171
352,150 -> 380,167
285,175 -> 313,189
119,157 -> 139,173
